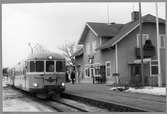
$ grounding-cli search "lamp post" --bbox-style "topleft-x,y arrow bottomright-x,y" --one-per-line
28,43 -> 33,55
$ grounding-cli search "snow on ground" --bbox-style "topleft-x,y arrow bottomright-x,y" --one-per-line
125,87 -> 166,96
109,86 -> 166,96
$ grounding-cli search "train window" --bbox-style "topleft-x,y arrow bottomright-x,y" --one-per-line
56,61 -> 65,72
30,61 -> 36,72
46,61 -> 54,72
36,61 -> 44,72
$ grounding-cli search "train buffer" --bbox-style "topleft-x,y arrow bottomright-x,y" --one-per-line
62,83 -> 166,112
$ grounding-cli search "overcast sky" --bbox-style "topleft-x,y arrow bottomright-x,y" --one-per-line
2,2 -> 165,68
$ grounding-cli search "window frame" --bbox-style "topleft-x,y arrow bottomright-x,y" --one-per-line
46,60 -> 55,73
150,60 -> 159,77
84,64 -> 90,78
55,60 -> 66,73
105,61 -> 111,77
26,60 -> 45,74
136,34 -> 149,48
36,61 -> 45,73
160,34 -> 165,48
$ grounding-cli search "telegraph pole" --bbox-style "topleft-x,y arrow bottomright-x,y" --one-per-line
139,2 -> 144,87
155,2 -> 162,87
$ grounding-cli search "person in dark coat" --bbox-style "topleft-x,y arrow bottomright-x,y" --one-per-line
71,70 -> 75,84
65,71 -> 69,82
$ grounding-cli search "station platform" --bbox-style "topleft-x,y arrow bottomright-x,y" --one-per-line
62,83 -> 166,112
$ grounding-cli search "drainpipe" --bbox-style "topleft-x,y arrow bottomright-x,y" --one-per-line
115,44 -> 118,73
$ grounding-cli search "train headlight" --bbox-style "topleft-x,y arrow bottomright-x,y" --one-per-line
61,83 -> 65,86
48,56 -> 53,59
33,83 -> 38,87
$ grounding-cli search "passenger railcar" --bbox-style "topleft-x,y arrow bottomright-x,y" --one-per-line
9,52 -> 66,97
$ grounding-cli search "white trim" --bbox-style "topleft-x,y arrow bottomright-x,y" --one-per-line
150,60 -> 158,77
100,37 -> 102,46
86,23 -> 98,37
134,58 -> 151,64
112,24 -> 140,46
115,44 -> 118,73
105,61 -> 111,77
160,34 -> 165,48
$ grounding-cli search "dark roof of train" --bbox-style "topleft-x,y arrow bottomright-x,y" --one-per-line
26,52 -> 65,60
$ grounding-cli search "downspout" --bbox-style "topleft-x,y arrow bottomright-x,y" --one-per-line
115,44 -> 118,73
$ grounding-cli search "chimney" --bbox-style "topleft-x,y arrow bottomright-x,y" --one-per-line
131,11 -> 140,21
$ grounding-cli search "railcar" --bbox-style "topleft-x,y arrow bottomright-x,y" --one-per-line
9,52 -> 66,97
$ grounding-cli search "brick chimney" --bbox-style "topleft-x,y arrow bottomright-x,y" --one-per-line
131,11 -> 140,21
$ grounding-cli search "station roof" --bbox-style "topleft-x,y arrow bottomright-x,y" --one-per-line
96,14 -> 165,50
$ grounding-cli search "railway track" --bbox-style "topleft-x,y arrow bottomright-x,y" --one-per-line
5,85 -> 109,112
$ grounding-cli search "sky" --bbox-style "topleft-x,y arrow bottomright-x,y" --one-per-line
2,2 -> 165,68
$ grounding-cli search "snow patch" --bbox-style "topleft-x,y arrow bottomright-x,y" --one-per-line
125,87 -> 166,96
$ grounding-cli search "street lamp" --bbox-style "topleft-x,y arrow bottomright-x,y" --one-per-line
28,43 -> 33,55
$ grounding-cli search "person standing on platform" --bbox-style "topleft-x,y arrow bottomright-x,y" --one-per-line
71,68 -> 76,84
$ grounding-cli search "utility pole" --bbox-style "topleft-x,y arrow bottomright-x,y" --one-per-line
139,2 -> 144,87
155,2 -> 162,87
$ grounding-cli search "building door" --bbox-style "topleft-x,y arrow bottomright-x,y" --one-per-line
130,63 -> 150,86
90,68 -> 95,78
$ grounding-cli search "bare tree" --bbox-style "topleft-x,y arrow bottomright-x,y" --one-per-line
59,41 -> 76,66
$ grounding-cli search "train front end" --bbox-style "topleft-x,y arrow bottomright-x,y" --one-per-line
27,54 -> 66,95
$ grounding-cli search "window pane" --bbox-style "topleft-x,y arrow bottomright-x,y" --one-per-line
137,34 -> 149,47
106,68 -> 110,76
36,61 -> 44,72
152,66 -> 158,75
46,61 -> 54,72
56,61 -> 65,72
160,35 -> 165,48
30,61 -> 35,72
95,66 -> 100,75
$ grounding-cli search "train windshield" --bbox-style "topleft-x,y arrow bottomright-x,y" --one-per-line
30,61 -> 44,72
46,61 -> 54,72
36,61 -> 44,72
56,61 -> 65,72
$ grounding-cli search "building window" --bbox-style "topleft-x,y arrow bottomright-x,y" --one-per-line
160,34 -> 165,48
137,34 -> 149,48
94,65 -> 100,76
85,67 -> 90,77
151,60 -> 158,76
105,61 -> 111,77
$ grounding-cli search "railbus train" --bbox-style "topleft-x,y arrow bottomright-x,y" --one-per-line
8,52 -> 66,98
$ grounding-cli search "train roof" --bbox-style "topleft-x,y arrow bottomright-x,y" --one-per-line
26,52 -> 65,60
